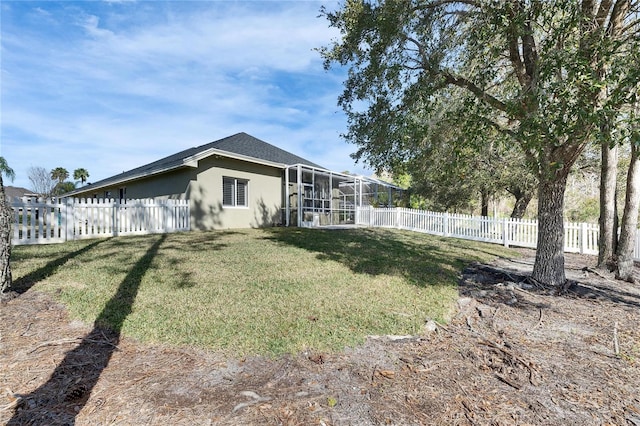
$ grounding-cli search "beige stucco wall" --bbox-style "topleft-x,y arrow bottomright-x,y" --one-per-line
71,155 -> 283,230
124,169 -> 194,200
188,155 -> 283,230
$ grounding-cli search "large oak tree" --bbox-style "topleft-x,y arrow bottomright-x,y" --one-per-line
321,0 -> 639,287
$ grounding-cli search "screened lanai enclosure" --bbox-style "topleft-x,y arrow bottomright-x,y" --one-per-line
283,164 -> 403,227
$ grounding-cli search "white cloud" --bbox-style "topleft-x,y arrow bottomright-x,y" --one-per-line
80,14 -> 115,39
1,1 -> 371,191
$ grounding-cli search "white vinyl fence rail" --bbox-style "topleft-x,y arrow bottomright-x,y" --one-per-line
11,197 -> 190,245
356,207 -> 640,260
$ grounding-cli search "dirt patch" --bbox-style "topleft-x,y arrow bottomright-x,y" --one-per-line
2,249 -> 639,425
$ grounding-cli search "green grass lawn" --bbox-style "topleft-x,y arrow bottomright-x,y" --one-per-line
10,227 -> 513,356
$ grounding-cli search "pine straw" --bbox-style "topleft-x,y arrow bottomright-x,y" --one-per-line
2,251 -> 640,425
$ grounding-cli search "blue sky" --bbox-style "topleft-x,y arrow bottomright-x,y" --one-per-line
1,0 -> 369,191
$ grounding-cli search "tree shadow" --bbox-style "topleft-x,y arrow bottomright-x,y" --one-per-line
11,239 -> 108,295
155,230 -> 236,289
8,234 -> 167,425
459,263 -> 640,310
253,197 -> 281,228
562,280 -> 640,308
261,227 -> 506,288
188,185 -> 223,230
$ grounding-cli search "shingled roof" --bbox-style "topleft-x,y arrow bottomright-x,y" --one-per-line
211,133 -> 323,168
4,186 -> 37,200
75,133 -> 324,192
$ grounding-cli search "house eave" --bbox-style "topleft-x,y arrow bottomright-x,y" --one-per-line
187,148 -> 287,170
66,147 -> 289,197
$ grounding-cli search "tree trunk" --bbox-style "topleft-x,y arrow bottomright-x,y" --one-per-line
0,173 -> 13,293
480,189 -> 489,217
510,190 -> 533,219
597,143 -> 619,269
532,174 -> 568,287
616,143 -> 640,282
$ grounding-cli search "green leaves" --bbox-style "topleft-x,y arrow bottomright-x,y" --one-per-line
320,0 -> 638,179
0,157 -> 15,182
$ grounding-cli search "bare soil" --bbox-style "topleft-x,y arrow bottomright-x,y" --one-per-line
2,249 -> 639,425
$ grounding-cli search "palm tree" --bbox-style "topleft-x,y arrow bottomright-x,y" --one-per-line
0,157 -> 15,293
50,167 -> 69,184
73,168 -> 90,186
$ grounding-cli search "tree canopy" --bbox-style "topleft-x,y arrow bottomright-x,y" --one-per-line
73,168 -> 90,185
50,167 -> 69,184
321,0 -> 640,287
0,158 -> 15,183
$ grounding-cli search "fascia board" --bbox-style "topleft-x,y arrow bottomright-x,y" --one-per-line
68,148 -> 288,196
188,148 -> 287,169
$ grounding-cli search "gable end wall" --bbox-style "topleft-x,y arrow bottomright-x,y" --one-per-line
189,156 -> 282,230
69,157 -> 283,230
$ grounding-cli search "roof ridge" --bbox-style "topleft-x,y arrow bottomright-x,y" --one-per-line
65,133 -> 324,195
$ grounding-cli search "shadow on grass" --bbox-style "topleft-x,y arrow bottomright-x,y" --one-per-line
262,227 -> 503,288
8,234 -> 166,425
160,230 -> 235,288
159,229 -> 238,253
11,239 -> 109,295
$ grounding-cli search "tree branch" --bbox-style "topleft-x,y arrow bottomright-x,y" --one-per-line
620,17 -> 640,34
607,0 -> 630,36
521,6 -> 539,87
596,0 -> 614,29
478,115 -> 518,140
424,0 -> 481,8
442,71 -> 509,113
403,35 -> 430,70
582,0 -> 597,19
506,1 -> 536,91
508,29 -> 528,88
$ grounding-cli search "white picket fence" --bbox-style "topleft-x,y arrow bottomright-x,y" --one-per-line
356,207 -> 640,260
11,197 -> 190,245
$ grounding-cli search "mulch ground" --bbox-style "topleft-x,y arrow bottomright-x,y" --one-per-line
1,249 -> 639,425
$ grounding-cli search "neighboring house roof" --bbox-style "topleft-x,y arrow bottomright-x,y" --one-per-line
4,186 -> 37,200
68,133 -> 324,195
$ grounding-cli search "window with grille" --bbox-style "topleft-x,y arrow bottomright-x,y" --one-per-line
222,177 -> 248,207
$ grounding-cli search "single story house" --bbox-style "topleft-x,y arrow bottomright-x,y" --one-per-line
67,133 -> 401,230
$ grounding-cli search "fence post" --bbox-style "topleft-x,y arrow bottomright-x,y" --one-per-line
579,222 -> 588,254
168,199 -> 174,231
396,208 -> 401,229
443,213 -> 449,237
502,218 -> 509,247
186,199 -> 191,231
162,199 -> 168,232
114,199 -> 120,237
65,198 -> 73,241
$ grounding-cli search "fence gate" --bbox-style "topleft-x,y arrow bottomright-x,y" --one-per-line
11,197 -> 190,245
